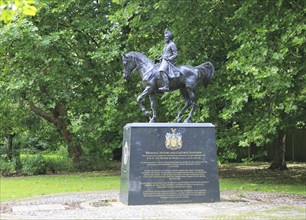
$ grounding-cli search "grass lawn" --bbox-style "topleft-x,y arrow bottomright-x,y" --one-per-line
219,162 -> 306,195
1,162 -> 305,202
0,171 -> 120,202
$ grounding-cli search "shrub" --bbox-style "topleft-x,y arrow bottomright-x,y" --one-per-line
19,153 -> 74,175
21,154 -> 47,175
0,158 -> 16,176
43,154 -> 74,173
0,155 -> 21,176
76,153 -> 111,172
1,150 -> 75,176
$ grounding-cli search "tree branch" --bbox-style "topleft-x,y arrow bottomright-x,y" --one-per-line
28,101 -> 73,142
29,101 -> 56,125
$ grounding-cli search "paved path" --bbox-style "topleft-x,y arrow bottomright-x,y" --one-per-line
1,190 -> 305,219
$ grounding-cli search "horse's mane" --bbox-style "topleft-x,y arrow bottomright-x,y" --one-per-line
126,51 -> 153,64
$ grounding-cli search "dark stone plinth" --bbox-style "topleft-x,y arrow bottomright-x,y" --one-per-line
119,123 -> 220,205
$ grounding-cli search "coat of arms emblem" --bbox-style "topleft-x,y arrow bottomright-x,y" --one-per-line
165,128 -> 182,150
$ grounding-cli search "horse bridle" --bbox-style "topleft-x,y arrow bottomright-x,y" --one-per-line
125,59 -> 149,76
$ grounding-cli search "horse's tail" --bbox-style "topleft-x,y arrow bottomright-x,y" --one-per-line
195,61 -> 215,88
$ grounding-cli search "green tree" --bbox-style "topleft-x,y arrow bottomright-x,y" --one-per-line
0,0 -> 37,22
222,0 -> 306,169
1,0 -> 305,171
0,0 -> 125,165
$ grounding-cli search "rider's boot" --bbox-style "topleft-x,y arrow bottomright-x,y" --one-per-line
159,71 -> 169,91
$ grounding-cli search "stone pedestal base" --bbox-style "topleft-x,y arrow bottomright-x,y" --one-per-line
119,123 -> 220,205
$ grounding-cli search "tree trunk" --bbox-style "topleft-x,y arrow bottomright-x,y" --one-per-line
6,133 -> 15,160
269,130 -> 288,170
29,101 -> 83,164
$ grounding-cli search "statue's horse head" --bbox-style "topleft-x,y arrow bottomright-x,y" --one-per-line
122,52 -> 152,79
122,54 -> 135,79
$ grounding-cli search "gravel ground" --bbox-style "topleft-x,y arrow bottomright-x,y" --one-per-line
1,190 -> 305,219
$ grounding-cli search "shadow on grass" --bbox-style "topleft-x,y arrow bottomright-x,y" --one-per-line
218,162 -> 306,186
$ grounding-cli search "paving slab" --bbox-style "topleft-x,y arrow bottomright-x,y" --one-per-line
1,190 -> 305,219
12,204 -> 68,212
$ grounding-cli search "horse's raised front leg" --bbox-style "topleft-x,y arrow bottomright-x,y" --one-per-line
183,88 -> 196,123
149,93 -> 157,123
177,88 -> 192,122
137,86 -> 152,120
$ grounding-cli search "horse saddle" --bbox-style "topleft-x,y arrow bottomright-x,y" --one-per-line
167,65 -> 180,78
153,63 -> 180,79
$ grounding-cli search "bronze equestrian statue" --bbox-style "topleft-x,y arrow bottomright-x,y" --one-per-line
122,30 -> 214,123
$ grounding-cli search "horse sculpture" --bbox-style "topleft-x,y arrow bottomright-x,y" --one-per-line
122,51 -> 214,123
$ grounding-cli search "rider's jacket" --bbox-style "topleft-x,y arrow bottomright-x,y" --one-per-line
158,40 -> 178,78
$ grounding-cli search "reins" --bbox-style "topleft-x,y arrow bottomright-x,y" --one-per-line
127,59 -> 155,81
129,60 -> 149,75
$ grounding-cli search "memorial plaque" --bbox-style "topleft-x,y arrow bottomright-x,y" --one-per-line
119,123 -> 220,205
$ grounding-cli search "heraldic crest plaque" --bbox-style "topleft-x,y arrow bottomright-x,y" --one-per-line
165,128 -> 182,150
120,123 -> 220,205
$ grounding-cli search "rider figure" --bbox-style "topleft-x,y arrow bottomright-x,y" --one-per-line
158,29 -> 178,91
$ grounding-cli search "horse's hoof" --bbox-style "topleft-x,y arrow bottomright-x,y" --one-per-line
149,118 -> 155,123
176,117 -> 181,123
144,111 -> 151,117
183,119 -> 190,123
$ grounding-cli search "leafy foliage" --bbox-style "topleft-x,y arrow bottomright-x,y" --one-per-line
0,0 -> 37,22
0,0 -> 305,171
20,153 -> 47,175
220,1 -> 306,166
0,0 -> 126,165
